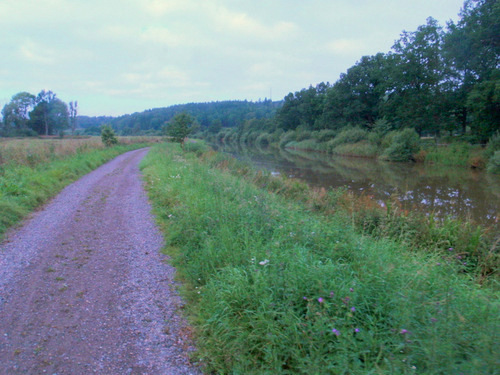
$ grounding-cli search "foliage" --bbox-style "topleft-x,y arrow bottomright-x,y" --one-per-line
381,128 -> 421,162
142,144 -> 499,374
165,112 -> 193,148
101,125 -> 118,147
328,127 -> 369,149
487,151 -> 500,174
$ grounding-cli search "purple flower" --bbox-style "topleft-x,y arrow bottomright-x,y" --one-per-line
332,328 -> 340,336
354,328 -> 360,333
303,296 -> 307,300
400,329 -> 408,335
349,288 -> 354,292
329,291 -> 335,297
318,297 -> 324,303
350,307 -> 356,312
448,247 -> 454,251
436,262 -> 441,266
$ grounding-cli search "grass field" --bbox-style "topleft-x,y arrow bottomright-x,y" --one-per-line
0,136 -> 161,240
141,143 -> 499,374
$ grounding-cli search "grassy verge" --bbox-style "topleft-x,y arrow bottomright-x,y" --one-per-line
142,144 -> 499,374
0,141 -> 152,240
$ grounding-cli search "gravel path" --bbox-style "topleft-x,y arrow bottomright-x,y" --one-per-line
0,148 -> 201,374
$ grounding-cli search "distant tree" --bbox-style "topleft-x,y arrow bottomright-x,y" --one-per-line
1,92 -> 36,135
165,112 -> 193,148
101,124 -> 118,146
69,101 -> 78,135
29,90 -> 69,136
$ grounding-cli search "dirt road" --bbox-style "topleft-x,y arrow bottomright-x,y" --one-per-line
0,148 -> 201,374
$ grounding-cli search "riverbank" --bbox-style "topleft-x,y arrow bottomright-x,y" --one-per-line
142,143 -> 499,374
208,127 -> 500,173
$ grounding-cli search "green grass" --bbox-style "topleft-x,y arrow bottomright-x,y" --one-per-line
142,144 -> 499,374
0,142 -> 150,240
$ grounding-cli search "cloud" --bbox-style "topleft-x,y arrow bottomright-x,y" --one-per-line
326,39 -> 367,57
18,40 -> 56,64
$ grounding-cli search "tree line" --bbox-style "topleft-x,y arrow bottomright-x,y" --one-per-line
271,0 -> 498,143
1,90 -> 77,137
77,100 -> 279,136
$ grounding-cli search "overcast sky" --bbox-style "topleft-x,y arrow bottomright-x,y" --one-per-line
0,0 -> 465,117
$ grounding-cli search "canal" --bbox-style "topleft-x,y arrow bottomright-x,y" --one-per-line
217,145 -> 500,228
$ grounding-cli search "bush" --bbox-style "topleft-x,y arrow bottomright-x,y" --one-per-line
255,132 -> 272,147
101,125 -> 118,147
487,151 -> 500,174
329,127 -> 369,149
315,129 -> 337,143
279,130 -> 296,149
485,132 -> 500,158
381,128 -> 420,162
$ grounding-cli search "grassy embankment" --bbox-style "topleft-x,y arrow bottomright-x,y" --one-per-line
141,143 -> 499,374
214,126 -> 500,172
0,137 -> 161,240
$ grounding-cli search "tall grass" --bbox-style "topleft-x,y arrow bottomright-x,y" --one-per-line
142,144 -> 499,374
0,136 -> 163,167
0,138 -> 156,239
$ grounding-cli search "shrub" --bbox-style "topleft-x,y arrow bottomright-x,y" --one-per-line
279,131 -> 296,149
255,132 -> 272,147
485,132 -> 500,158
381,128 -> 420,162
101,125 -> 118,147
487,151 -> 500,174
328,127 -> 369,149
315,129 -> 337,143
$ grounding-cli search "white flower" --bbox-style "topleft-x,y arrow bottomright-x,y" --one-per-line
259,259 -> 269,266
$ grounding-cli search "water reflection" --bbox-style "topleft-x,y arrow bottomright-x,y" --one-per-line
217,144 -> 500,227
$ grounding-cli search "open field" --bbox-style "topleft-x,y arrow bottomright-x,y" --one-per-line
0,137 -> 161,240
0,136 -> 163,167
142,143 -> 499,374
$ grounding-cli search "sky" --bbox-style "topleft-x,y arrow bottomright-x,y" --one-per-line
0,0 -> 466,117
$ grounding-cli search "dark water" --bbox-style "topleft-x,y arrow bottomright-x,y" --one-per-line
217,145 -> 500,228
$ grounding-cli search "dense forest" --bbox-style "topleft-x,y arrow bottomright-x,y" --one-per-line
77,100 -> 280,136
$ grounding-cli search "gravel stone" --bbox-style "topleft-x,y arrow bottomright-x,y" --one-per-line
0,148 -> 202,374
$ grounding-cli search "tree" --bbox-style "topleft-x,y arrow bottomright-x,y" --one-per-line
444,0 -> 500,140
29,90 -> 69,136
165,112 -> 193,148
101,125 -> 118,146
384,18 -> 447,136
69,101 -> 78,135
1,92 -> 35,135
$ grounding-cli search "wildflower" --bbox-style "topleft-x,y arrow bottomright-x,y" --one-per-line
329,291 -> 334,298
436,262 -> 441,266
354,328 -> 360,333
259,259 -> 269,266
448,247 -> 453,251
349,288 -> 354,292
303,296 -> 307,300
318,297 -> 324,303
350,307 -> 356,312
331,328 -> 340,336
400,329 -> 408,335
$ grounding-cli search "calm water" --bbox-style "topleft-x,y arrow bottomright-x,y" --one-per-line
217,145 -> 500,228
